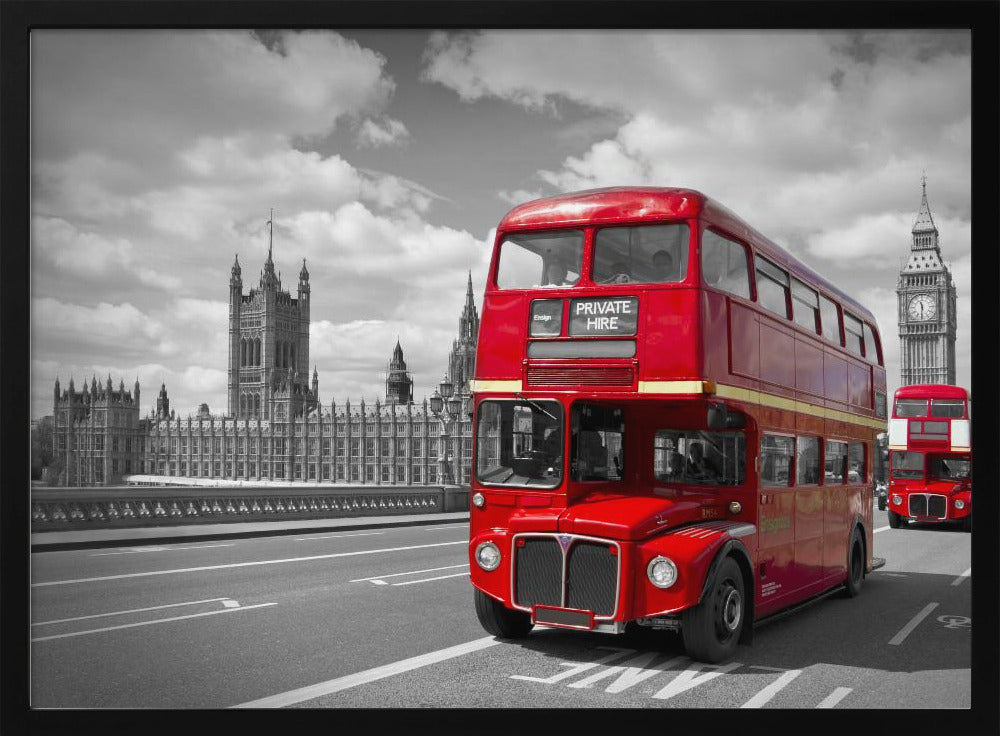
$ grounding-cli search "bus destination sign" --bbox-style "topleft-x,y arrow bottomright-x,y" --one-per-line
569,297 -> 639,336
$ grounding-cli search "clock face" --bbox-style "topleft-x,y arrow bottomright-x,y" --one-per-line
907,294 -> 937,321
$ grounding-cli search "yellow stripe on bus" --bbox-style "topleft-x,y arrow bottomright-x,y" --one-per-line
637,380 -> 715,394
468,380 -> 523,393
714,383 -> 886,432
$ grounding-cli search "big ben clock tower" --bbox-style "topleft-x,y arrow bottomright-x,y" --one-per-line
897,177 -> 957,386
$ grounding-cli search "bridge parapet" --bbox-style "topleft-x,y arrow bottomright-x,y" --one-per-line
31,484 -> 469,531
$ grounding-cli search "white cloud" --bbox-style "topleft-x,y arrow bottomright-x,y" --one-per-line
357,116 -> 410,148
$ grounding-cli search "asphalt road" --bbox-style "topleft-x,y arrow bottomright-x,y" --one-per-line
30,508 -> 971,709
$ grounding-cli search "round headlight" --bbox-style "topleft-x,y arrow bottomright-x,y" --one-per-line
475,541 -> 501,571
472,492 -> 485,508
646,556 -> 678,589
892,495 -> 903,506
954,499 -> 965,510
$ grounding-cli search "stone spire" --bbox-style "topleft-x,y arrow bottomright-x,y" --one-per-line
912,174 -> 938,235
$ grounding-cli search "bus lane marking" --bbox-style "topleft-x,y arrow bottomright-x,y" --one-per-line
233,636 -> 501,708
32,540 -> 467,587
740,669 -> 802,708
510,647 -> 637,684
652,661 -> 742,700
951,567 -> 971,586
391,572 -> 469,586
816,686 -> 852,708
873,526 -> 890,534
32,596 -> 231,626
32,601 -> 277,642
566,652 -> 687,692
889,602 -> 939,645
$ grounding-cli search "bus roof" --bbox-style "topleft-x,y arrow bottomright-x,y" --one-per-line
496,187 -> 878,326
894,384 -> 970,401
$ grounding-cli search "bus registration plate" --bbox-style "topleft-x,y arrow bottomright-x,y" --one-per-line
532,605 -> 595,630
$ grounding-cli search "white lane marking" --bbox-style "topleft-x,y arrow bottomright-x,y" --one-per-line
32,541 -> 467,587
293,532 -> 385,541
221,599 -> 240,608
873,526 -> 890,534
567,653 -> 686,691
90,543 -> 235,556
889,602 -> 939,645
817,687 -> 853,708
233,636 -> 501,708
350,564 -> 468,584
951,567 -> 972,586
652,661 -> 741,700
511,647 -> 637,684
32,597 -> 230,626
32,602 -> 277,642
391,572 -> 470,586
740,669 -> 802,708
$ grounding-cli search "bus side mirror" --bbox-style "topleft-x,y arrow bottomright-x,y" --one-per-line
707,402 -> 746,430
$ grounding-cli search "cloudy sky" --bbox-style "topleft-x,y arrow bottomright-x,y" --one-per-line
30,30 -> 971,420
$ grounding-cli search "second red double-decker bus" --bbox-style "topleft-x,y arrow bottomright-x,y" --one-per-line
887,384 -> 971,531
468,187 -> 887,663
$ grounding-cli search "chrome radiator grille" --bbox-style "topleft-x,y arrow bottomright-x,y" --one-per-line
512,533 -> 620,618
909,493 -> 947,519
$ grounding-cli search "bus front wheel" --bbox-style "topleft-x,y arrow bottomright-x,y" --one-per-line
888,511 -> 905,529
474,589 -> 533,639
681,556 -> 744,664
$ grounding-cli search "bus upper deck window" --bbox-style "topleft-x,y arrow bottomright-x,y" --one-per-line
593,224 -> 689,285
496,230 -> 584,289
701,230 -> 751,299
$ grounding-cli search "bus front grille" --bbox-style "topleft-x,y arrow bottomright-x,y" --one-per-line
908,494 -> 947,519
512,534 -> 620,618
525,366 -> 634,388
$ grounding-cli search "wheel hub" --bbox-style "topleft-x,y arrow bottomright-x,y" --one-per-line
720,586 -> 741,633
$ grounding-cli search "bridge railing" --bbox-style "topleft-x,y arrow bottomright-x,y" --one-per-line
30,484 -> 469,531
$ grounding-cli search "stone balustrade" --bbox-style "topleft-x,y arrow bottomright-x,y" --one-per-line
30,484 -> 468,531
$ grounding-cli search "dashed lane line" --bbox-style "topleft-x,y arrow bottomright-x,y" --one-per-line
951,567 -> 971,586
293,532 -> 385,541
32,602 -> 278,642
873,526 -> 890,534
817,687 -> 853,708
232,636 -> 501,708
31,541 -> 467,587
350,563 -> 468,584
889,602 -> 939,645
32,597 -> 231,626
391,572 -> 470,586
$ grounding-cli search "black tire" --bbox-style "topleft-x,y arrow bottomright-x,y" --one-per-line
843,528 -> 865,598
681,556 -> 745,664
474,589 -> 533,638
888,510 -> 905,529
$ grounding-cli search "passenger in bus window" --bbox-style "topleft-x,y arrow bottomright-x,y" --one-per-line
543,259 -> 569,286
668,450 -> 684,479
686,442 -> 718,480
652,249 -> 675,281
578,429 -> 608,479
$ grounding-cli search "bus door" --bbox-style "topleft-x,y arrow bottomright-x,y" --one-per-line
757,433 -> 796,611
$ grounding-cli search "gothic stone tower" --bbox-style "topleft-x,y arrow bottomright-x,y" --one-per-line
447,272 -> 480,393
897,178 -> 958,386
385,339 -> 414,405
228,216 -> 316,419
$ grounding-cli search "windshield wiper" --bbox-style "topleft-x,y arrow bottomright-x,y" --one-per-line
516,395 -> 558,422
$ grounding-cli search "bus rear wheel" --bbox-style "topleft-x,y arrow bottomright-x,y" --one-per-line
888,511 -> 905,529
843,529 -> 865,598
681,556 -> 744,664
474,589 -> 533,639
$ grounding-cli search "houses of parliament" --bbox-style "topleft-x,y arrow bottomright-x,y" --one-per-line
50,232 -> 480,487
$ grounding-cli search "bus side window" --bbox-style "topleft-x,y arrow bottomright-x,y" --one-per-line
848,442 -> 865,483
825,441 -> 847,483
862,322 -> 883,365
819,294 -> 841,345
702,230 -> 750,299
754,255 -> 790,318
761,434 -> 793,486
844,312 -> 864,356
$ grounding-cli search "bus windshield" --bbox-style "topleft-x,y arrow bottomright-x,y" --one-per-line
930,455 -> 971,481
653,429 -> 746,486
930,399 -> 965,418
475,399 -> 563,487
497,230 -> 584,289
891,450 -> 924,479
894,399 -> 928,418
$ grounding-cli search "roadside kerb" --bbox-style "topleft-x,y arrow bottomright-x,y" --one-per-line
31,512 -> 470,552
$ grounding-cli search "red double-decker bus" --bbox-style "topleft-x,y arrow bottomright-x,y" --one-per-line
886,384 -> 971,531
467,187 -> 887,663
